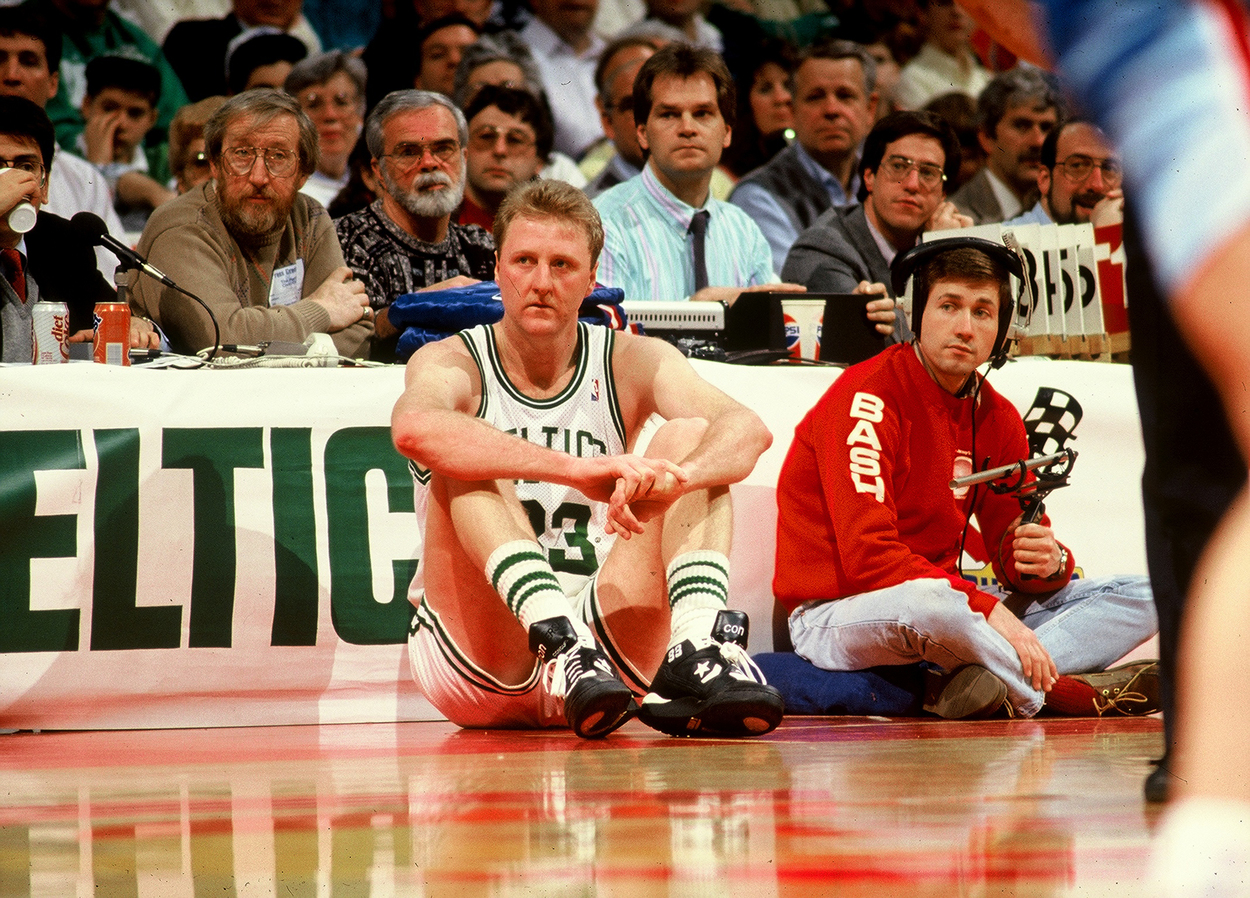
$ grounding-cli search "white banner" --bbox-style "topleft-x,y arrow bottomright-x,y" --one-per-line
0,357 -> 1147,729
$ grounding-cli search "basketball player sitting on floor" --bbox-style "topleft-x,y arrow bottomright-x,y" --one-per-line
390,180 -> 785,738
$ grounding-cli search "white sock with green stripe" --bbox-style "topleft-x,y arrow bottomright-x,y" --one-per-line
486,540 -> 592,641
666,549 -> 730,649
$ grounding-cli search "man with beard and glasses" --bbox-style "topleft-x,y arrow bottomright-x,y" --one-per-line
131,89 -> 372,357
335,90 -> 495,362
1003,119 -> 1123,228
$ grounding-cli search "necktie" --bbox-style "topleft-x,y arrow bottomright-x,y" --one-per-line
2,248 -> 26,303
688,209 -> 710,293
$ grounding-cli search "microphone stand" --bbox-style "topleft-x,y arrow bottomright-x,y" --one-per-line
114,257 -> 221,362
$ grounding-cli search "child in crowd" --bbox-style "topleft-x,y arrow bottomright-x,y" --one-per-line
78,55 -> 174,232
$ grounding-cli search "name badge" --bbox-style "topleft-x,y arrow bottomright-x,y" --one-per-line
269,260 -> 305,307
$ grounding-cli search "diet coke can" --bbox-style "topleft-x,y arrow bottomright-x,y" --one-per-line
93,302 -> 130,366
31,301 -> 69,364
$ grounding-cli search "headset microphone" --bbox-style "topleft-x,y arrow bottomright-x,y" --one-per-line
890,234 -> 1032,370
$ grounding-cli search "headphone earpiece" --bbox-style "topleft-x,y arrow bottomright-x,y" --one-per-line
891,236 -> 1026,366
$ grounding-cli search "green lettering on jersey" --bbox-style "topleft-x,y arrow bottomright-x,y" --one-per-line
521,499 -> 597,576
575,431 -> 606,457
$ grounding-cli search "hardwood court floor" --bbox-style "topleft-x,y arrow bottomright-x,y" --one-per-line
0,715 -> 1164,896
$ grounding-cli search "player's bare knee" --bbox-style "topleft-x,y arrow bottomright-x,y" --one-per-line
646,417 -> 710,462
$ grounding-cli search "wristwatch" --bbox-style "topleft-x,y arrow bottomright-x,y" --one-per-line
1052,545 -> 1069,578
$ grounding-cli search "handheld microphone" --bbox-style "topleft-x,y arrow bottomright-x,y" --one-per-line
69,212 -> 178,288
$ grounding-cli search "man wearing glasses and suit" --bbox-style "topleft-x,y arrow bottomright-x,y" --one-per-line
130,89 -> 372,357
782,110 -> 974,347
335,90 -> 496,362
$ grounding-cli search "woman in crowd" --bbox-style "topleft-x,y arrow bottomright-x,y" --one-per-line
721,38 -> 796,180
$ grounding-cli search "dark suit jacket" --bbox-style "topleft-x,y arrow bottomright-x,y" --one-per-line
26,210 -> 117,332
949,168 -> 1039,226
781,203 -> 912,344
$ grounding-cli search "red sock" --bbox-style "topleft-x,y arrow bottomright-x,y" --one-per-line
1044,675 -> 1098,716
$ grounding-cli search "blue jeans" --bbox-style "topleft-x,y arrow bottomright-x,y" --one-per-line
788,576 -> 1157,718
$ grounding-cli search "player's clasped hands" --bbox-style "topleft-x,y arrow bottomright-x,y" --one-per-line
582,454 -> 690,538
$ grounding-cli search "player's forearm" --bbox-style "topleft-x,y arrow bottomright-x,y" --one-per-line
392,406 -> 581,485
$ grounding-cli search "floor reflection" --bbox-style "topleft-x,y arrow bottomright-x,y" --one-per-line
0,717 -> 1162,896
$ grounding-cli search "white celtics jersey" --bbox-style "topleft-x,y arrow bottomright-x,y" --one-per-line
409,322 -> 627,585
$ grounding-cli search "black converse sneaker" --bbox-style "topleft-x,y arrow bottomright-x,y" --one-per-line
638,610 -> 784,737
529,617 -> 637,739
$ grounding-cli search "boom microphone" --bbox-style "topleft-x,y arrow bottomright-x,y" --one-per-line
70,212 -> 178,288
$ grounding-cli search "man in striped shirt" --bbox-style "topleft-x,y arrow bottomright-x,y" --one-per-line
593,43 -> 805,305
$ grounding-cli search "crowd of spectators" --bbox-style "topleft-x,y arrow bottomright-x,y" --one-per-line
0,0 -> 1122,363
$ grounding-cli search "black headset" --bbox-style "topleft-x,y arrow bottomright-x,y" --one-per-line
890,235 -> 1029,369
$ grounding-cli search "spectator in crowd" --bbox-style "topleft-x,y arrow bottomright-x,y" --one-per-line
719,37 -> 795,181
594,43 -> 804,304
1003,118 -> 1122,227
517,0 -> 605,159
923,90 -> 983,189
774,235 -> 1159,720
163,0 -> 322,102
782,110 -> 971,344
641,0 -> 722,52
413,14 -> 480,98
584,35 -> 659,197
129,89 -> 371,356
335,91 -> 495,362
451,32 -> 543,109
862,31 -> 903,122
392,177 -> 784,739
284,50 -> 365,209
949,66 -> 1063,225
224,29 -> 307,95
168,95 -> 227,195
77,56 -> 174,231
301,0 -> 381,52
362,0 -> 429,109
456,84 -> 551,231
730,38 -> 878,274
451,35 -> 588,189
893,0 -> 991,110
0,5 -> 125,278
325,134 -> 379,217
25,0 -> 189,153
0,95 -> 155,358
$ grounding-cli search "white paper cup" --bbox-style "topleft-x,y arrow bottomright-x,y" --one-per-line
782,297 -> 825,360
0,168 -> 36,233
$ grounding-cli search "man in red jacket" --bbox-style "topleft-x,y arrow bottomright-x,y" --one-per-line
773,236 -> 1159,719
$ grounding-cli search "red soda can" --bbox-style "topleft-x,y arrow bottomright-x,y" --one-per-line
93,302 -> 130,366
31,301 -> 69,364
